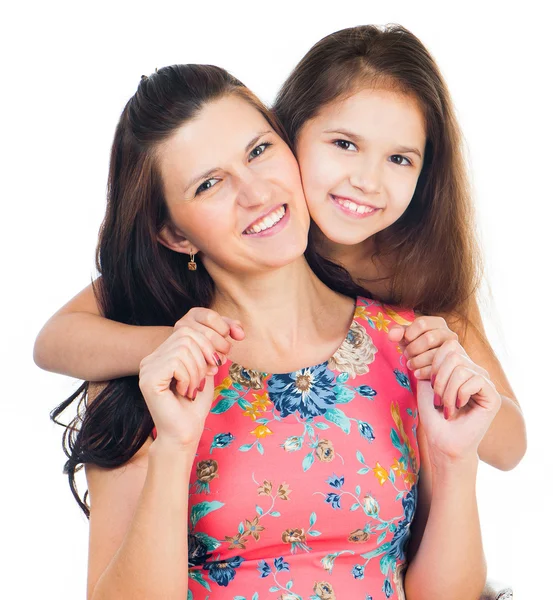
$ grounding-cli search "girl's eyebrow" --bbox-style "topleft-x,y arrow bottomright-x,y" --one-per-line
395,145 -> 422,159
323,128 -> 363,142
184,130 -> 272,192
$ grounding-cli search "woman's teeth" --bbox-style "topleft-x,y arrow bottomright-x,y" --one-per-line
335,196 -> 376,214
245,205 -> 286,234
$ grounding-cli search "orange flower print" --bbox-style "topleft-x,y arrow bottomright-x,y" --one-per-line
250,424 -> 273,438
373,462 -> 389,485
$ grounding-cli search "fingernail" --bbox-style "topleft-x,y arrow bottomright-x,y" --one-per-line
198,378 -> 206,392
213,353 -> 222,367
406,360 -> 412,369
444,406 -> 450,420
455,396 -> 461,409
413,369 -> 421,379
434,394 -> 441,407
431,375 -> 436,387
191,389 -> 198,401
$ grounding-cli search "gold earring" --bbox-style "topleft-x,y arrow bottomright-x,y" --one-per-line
188,252 -> 197,271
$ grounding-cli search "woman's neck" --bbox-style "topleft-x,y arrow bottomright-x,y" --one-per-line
209,256 -> 354,371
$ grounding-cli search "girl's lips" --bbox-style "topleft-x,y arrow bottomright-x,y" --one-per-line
242,204 -> 290,238
330,194 -> 381,219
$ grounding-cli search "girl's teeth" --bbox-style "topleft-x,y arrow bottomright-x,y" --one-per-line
335,196 -> 374,215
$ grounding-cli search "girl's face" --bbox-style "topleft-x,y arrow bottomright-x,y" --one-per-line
157,94 -> 310,277
295,88 -> 426,247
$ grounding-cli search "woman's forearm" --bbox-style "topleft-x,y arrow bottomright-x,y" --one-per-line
478,394 -> 526,470
91,441 -> 194,600
404,454 -> 486,600
34,312 -> 172,380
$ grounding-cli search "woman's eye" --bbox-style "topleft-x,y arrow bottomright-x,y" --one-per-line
249,142 -> 272,160
196,177 -> 219,195
389,155 -> 412,166
333,139 -> 357,152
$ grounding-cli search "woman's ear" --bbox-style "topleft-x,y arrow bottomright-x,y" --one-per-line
157,224 -> 198,255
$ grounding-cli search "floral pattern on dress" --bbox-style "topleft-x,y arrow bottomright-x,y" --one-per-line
185,298 -> 419,599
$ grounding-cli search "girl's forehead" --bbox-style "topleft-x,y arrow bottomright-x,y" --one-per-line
309,88 -> 426,141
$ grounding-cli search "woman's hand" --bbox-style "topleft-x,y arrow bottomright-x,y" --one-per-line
173,307 -> 245,397
417,339 -> 501,464
139,309 -> 244,449
388,316 -> 457,379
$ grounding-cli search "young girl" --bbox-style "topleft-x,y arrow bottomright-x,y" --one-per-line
34,25 -> 526,471
49,62 -> 498,600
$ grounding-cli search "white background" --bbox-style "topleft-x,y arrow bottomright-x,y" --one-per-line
1,1 -> 551,598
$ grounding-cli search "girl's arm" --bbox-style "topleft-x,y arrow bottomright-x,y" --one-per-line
392,298 -> 526,471
34,281 -> 244,382
445,297 -> 526,471
34,281 -> 173,380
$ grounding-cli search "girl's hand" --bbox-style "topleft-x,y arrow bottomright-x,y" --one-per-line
416,340 -> 501,464
388,316 -> 457,379
173,308 -> 245,397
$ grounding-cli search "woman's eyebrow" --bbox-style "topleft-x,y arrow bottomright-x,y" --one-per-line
244,130 -> 272,152
185,168 -> 219,192
185,130 -> 273,192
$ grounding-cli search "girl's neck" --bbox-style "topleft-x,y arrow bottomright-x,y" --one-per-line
311,225 -> 392,299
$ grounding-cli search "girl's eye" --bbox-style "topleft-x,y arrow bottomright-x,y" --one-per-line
196,177 -> 219,195
333,139 -> 357,152
248,142 -> 272,160
389,155 -> 412,166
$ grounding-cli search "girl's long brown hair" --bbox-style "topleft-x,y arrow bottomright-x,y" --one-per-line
274,24 -> 483,324
51,64 -> 365,516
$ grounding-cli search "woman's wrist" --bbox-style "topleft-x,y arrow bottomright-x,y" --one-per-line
149,436 -> 199,466
429,449 -> 479,478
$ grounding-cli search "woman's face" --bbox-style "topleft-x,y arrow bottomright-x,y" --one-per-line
295,88 -> 426,246
157,94 -> 310,276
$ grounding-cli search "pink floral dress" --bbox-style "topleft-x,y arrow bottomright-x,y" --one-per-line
185,298 -> 420,600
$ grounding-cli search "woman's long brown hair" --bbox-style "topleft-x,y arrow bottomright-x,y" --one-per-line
274,24 -> 483,325
51,64 -> 365,515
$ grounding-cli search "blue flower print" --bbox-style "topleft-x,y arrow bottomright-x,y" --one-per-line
383,578 -> 393,598
357,385 -> 377,398
210,432 -> 235,453
358,421 -> 375,442
327,474 -> 344,489
188,533 -> 212,567
268,363 -> 336,418
274,557 -> 290,572
257,559 -> 271,578
352,564 -> 365,579
203,555 -> 244,586
388,487 -> 417,560
325,492 -> 342,509
394,369 -> 411,391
